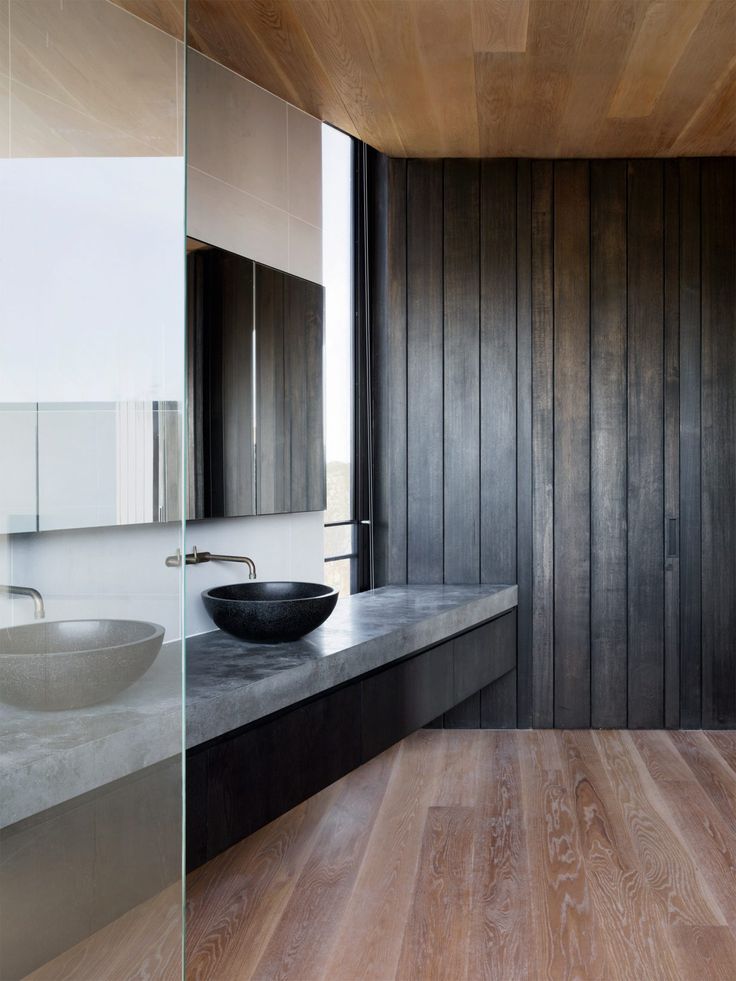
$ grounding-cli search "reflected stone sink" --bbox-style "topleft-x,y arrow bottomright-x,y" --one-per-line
0,620 -> 164,711
202,582 -> 339,643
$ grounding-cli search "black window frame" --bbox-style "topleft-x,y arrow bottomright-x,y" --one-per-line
324,135 -> 373,594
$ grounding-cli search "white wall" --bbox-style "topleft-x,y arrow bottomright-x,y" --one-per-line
10,510 -> 324,638
187,50 -> 323,284
5,46 -> 325,640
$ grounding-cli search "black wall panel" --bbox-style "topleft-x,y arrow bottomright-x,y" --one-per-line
407,160 -> 444,583
701,159 -> 736,728
370,154 -> 736,730
627,160 -> 665,729
590,159 -> 627,728
553,161 -> 591,728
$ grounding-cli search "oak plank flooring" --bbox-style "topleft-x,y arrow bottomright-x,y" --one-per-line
593,730 -> 722,928
631,731 -> 736,931
184,730 -> 736,981
24,883 -> 182,981
468,732 -> 531,980
560,732 -> 681,981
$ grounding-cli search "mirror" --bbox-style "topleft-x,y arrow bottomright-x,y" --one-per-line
187,240 -> 255,519
187,238 -> 325,520
0,401 -> 179,533
0,404 -> 37,534
2,242 -> 325,534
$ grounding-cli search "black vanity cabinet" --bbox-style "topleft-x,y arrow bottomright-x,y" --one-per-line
187,609 -> 517,869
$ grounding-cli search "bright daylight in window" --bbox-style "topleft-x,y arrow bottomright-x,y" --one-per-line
322,125 -> 355,596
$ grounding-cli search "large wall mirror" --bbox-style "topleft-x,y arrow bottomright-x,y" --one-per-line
187,238 -> 325,519
0,242 -> 324,535
0,401 -> 180,534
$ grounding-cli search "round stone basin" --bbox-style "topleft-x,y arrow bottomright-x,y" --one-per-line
202,581 -> 338,643
0,619 -> 164,711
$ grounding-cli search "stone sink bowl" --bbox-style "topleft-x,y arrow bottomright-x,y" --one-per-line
0,619 -> 164,711
202,581 -> 339,643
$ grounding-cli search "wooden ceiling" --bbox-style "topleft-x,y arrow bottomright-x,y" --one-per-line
117,0 -> 736,158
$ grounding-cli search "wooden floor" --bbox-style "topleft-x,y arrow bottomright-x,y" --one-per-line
186,729 -> 736,981
24,884 -> 182,981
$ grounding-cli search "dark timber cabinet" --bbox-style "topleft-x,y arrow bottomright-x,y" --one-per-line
186,609 -> 516,869
186,243 -> 326,521
361,640 -> 454,759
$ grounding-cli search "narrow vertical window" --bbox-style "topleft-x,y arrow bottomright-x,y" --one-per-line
322,126 -> 356,594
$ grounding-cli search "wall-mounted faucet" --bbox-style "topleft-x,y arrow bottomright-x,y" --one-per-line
165,547 -> 257,579
0,585 -> 46,619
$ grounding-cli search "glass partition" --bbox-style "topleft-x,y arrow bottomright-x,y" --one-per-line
0,1 -> 186,977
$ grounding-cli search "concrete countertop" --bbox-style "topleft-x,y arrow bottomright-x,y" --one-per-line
0,584 -> 517,828
186,583 -> 518,747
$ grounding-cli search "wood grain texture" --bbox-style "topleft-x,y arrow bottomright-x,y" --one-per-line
515,159 -> 533,728
120,0 -> 736,158
479,666 -> 517,730
608,0 -> 711,119
664,159 -> 681,729
407,160 -> 444,583
25,883 -> 182,981
627,160 -> 665,728
530,160 -> 554,729
370,154 -> 735,730
590,159 -> 628,729
467,732 -> 531,979
480,158 -> 517,587
519,729 -> 604,980
250,752 -> 392,981
256,264 -> 288,515
678,158 -> 702,729
396,806 -> 476,980
594,730 -> 723,927
700,157 -> 736,728
553,160 -> 591,728
632,730 -> 736,930
443,159 -> 481,584
560,731 -> 682,980
371,154 -> 407,585
183,729 -> 736,981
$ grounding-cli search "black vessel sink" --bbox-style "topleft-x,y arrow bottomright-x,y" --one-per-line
202,581 -> 338,643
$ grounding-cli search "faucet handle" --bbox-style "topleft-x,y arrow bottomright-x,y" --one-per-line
165,549 -> 182,568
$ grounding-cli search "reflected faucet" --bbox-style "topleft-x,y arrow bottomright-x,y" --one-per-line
165,547 -> 257,579
0,585 -> 46,619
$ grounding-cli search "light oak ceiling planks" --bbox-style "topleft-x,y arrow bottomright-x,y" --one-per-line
608,0 -> 711,119
113,0 -> 736,157
471,0 -> 531,53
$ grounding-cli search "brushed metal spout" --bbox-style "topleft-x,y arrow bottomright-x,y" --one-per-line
164,547 -> 257,579
0,585 -> 45,619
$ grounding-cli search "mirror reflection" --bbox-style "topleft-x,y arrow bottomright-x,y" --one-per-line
0,401 -> 180,533
1,241 -> 325,535
187,237 -> 325,521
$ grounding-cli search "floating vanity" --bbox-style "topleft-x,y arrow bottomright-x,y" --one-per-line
1,584 -> 517,862
186,583 -> 518,869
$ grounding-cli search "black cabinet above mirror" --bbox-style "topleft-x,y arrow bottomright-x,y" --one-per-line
186,239 -> 325,520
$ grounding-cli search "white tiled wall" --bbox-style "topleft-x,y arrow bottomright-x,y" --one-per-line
187,50 -> 323,284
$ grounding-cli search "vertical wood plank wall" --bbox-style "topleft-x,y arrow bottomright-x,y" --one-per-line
369,154 -> 736,730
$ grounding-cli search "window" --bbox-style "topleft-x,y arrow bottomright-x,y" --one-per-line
321,127 -> 370,595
